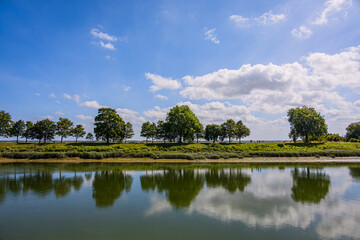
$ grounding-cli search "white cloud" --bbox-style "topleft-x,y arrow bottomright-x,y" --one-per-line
291,26 -> 312,39
76,114 -> 94,122
55,111 -> 65,116
229,15 -> 250,27
230,11 -> 285,27
255,11 -> 286,25
56,100 -> 61,104
204,28 -> 220,44
155,94 -> 168,100
116,108 -> 146,125
64,93 -> 72,99
73,94 -> 80,104
80,100 -> 107,109
49,93 -> 56,98
90,28 -> 118,42
99,41 -> 115,50
144,106 -> 170,120
145,73 -> 182,92
313,0 -> 351,25
35,93 -> 40,96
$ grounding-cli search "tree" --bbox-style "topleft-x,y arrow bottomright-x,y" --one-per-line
221,119 -> 237,143
56,118 -> 74,143
287,106 -> 327,143
86,133 -> 94,141
72,124 -> 86,143
124,122 -> 134,143
205,124 -> 222,143
22,121 -> 34,143
194,123 -> 204,143
9,120 -> 25,143
94,108 -> 125,143
141,121 -> 156,143
156,120 -> 167,143
235,120 -> 250,143
346,122 -> 360,140
0,111 -> 12,137
33,119 -> 56,143
165,105 -> 202,143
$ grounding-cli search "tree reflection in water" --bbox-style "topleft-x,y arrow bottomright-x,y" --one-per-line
141,169 -> 205,209
205,169 -> 251,193
349,167 -> 360,180
92,171 -> 133,208
291,168 -> 330,204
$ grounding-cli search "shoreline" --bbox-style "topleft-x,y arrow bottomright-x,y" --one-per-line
1,156 -> 360,163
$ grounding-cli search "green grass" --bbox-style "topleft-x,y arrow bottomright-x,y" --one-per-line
1,142 -> 360,160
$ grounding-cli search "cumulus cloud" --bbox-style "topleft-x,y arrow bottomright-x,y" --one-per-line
313,0 -> 351,25
291,26 -> 312,39
35,93 -> 40,96
204,28 -> 220,44
64,93 -> 72,99
80,100 -> 107,109
39,115 -> 54,120
155,94 -> 168,100
49,93 -> 56,98
145,73 -> 182,92
230,11 -> 285,27
116,108 -> 146,125
123,86 -> 131,92
76,114 -> 94,122
90,27 -> 124,50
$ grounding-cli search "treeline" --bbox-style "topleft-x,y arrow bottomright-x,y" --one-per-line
1,105 -> 360,144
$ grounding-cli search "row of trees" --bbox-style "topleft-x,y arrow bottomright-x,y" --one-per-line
0,112 -> 89,143
1,105 -> 359,144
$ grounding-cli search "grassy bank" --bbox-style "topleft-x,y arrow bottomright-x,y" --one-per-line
1,142 -> 360,160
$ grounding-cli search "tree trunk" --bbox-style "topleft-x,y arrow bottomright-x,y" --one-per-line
305,134 -> 309,143
16,135 -> 19,143
229,137 -> 231,144
61,136 -> 63,143
76,137 -> 78,143
25,137 -> 28,143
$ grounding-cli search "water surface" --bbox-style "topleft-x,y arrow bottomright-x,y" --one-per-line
1,163 -> 360,240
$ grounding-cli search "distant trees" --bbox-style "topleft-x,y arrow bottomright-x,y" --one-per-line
221,119 -> 237,143
33,119 -> 57,143
124,122 -> 134,143
72,124 -> 86,143
9,120 -> 25,143
56,118 -> 74,143
23,121 -> 34,143
86,133 -> 94,141
346,122 -> 360,141
0,111 -> 12,137
287,106 -> 327,143
94,108 -> 125,143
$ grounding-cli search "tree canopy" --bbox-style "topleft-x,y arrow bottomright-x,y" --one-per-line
205,124 -> 222,143
287,106 -> 327,143
33,119 -> 56,143
346,122 -> 360,140
0,111 -> 12,137
124,122 -> 134,143
221,119 -> 237,143
56,118 -> 74,143
165,105 -> 202,143
72,124 -> 86,143
94,108 -> 125,143
235,120 -> 250,143
9,120 -> 25,143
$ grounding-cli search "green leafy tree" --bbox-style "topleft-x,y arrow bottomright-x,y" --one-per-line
94,108 -> 126,143
346,122 -> 360,140
0,111 -> 13,137
86,133 -> 94,141
72,124 -> 86,143
156,120 -> 167,143
9,120 -> 25,143
33,119 -> 56,143
287,106 -> 327,143
205,124 -> 222,143
165,105 -> 202,143
140,121 -> 156,143
22,121 -> 34,143
56,118 -> 74,143
235,120 -> 250,143
194,123 -> 204,143
124,122 -> 134,143
221,119 -> 237,143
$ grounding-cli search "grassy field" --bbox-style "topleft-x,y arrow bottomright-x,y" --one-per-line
1,142 -> 360,160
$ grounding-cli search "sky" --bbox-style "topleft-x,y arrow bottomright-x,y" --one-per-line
0,0 -> 360,141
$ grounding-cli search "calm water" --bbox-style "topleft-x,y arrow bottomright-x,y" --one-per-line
1,163 -> 360,240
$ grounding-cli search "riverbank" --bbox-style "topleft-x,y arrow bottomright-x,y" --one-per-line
1,156 -> 360,163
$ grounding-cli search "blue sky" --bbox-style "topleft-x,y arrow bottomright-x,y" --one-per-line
1,0 -> 360,140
